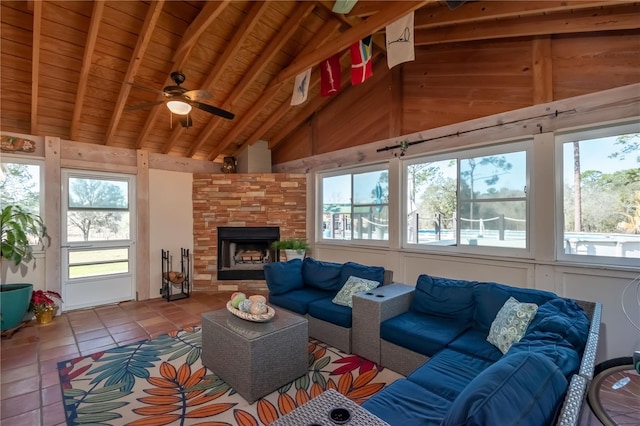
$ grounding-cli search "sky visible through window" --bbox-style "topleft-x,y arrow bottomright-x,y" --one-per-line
563,135 -> 639,184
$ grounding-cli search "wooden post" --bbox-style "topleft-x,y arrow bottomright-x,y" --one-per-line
136,150 -> 150,300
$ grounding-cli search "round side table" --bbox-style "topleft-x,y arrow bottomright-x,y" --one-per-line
587,357 -> 639,425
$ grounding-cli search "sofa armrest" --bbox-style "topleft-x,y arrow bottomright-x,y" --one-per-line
555,374 -> 588,426
553,299 -> 602,426
352,283 -> 415,363
571,299 -> 602,380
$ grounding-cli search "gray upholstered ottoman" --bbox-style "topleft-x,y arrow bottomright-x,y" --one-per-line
201,307 -> 308,403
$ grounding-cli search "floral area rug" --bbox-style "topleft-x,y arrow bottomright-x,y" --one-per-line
58,327 -> 403,425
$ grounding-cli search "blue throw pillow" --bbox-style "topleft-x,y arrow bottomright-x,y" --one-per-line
263,259 -> 303,296
302,257 -> 343,291
339,261 -> 385,286
442,351 -> 568,426
410,275 -> 476,322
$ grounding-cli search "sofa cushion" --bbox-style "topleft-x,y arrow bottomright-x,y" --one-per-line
263,258 -> 304,296
302,257 -> 343,291
362,379 -> 452,425
308,297 -> 353,328
268,288 -> 334,315
410,275 -> 476,322
508,332 -> 581,377
339,261 -> 385,286
447,328 -> 504,363
332,275 -> 380,307
442,351 -> 568,426
527,298 -> 590,351
408,348 -> 493,402
473,282 -> 556,332
381,311 -> 470,357
486,296 -> 538,354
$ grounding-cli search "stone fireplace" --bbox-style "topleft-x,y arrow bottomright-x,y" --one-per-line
192,173 -> 307,293
217,226 -> 279,280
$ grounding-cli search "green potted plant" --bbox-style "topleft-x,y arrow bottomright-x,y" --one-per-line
271,238 -> 310,261
1,204 -> 49,332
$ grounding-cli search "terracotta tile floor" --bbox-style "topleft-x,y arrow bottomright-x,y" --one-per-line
0,291 -> 237,426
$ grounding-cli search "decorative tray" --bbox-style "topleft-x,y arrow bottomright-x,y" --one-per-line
226,301 -> 275,322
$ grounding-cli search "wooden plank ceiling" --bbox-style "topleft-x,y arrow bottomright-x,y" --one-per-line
1,1 -> 638,162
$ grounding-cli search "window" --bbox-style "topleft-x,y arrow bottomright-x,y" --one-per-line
320,166 -> 389,242
557,122 -> 640,266
404,142 -> 529,253
0,156 -> 44,245
66,176 -> 131,242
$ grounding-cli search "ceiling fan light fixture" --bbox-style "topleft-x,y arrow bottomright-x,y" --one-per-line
166,100 -> 192,115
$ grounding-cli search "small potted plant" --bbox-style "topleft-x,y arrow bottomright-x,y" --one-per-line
271,238 -> 310,261
1,204 -> 49,331
29,290 -> 62,325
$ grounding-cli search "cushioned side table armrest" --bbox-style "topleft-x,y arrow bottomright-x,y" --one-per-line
352,283 -> 415,364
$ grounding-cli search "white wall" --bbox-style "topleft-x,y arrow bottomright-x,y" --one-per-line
149,169 -> 194,299
1,253 -> 45,290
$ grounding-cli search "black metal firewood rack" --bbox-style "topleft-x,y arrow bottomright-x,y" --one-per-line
161,248 -> 190,301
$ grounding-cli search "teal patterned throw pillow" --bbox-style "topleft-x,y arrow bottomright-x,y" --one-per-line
487,296 -> 539,354
332,276 -> 379,307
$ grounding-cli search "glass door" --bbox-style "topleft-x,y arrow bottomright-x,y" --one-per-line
61,170 -> 136,310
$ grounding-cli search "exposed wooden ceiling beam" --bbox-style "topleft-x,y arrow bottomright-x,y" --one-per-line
348,1 -> 385,18
104,0 -> 164,146
135,1 -> 231,149
161,1 -> 270,155
189,2 -> 318,158
173,0 -> 231,63
415,4 -> 640,45
70,0 -> 104,141
215,20 -> 342,159
30,0 -> 42,134
271,1 -> 430,87
414,1 -> 638,29
318,0 -> 386,52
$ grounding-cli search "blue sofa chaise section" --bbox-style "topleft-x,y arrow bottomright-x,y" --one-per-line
360,274 -> 601,426
264,257 -> 392,353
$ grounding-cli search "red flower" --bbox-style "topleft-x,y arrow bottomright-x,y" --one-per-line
29,290 -> 63,314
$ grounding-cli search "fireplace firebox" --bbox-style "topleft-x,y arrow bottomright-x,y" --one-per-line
217,226 -> 280,280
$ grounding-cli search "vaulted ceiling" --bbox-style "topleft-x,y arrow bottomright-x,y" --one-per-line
1,1 -> 637,162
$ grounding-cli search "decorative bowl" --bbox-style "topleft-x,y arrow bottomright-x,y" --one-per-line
226,301 -> 275,322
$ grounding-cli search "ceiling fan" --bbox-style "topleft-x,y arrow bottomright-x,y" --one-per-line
126,71 -> 235,125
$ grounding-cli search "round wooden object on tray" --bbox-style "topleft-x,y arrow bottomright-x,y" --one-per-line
226,301 -> 275,322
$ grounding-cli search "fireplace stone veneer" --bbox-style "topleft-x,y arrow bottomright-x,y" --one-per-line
192,173 -> 307,293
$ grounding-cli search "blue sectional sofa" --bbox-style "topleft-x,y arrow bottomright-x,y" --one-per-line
360,274 -> 601,426
263,257 -> 392,353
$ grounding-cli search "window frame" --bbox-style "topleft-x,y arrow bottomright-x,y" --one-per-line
317,163 -> 390,247
402,140 -> 532,258
554,120 -> 640,268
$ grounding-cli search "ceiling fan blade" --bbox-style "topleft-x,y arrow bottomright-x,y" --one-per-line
127,81 -> 164,95
178,114 -> 193,128
125,100 -> 164,112
189,101 -> 235,120
183,89 -> 212,101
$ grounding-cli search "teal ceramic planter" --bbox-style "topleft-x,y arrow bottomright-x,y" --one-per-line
1,283 -> 33,331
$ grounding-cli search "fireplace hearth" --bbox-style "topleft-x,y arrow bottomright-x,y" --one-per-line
217,226 -> 280,280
